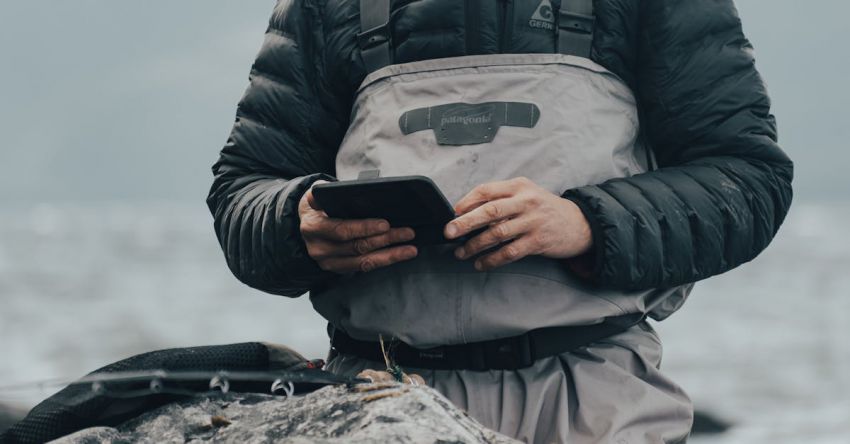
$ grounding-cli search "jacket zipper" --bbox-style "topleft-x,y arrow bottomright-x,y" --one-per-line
465,0 -> 481,54
498,0 -> 514,53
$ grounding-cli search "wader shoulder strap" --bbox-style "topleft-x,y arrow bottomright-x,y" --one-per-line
557,0 -> 595,58
358,0 -> 392,72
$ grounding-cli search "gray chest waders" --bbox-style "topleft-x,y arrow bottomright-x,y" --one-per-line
316,0 -> 693,369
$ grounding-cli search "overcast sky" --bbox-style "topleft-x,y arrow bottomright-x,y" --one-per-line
0,0 -> 845,204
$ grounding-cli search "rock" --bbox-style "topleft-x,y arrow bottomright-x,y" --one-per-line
52,383 -> 520,444
51,427 -> 124,442
691,409 -> 733,435
0,403 -> 26,435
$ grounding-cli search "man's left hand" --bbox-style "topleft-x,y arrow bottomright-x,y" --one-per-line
444,177 -> 593,271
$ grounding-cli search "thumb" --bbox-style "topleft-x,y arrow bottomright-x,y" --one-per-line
305,180 -> 329,211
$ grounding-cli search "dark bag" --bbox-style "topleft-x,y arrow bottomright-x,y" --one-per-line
1,342 -> 346,444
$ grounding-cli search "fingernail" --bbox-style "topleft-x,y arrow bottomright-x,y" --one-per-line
405,228 -> 416,240
474,260 -> 483,271
455,247 -> 466,259
377,221 -> 390,231
445,224 -> 457,238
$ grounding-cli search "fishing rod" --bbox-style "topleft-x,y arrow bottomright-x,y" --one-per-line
0,369 -> 369,402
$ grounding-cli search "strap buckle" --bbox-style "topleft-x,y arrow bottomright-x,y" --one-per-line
558,10 -> 595,35
356,23 -> 390,50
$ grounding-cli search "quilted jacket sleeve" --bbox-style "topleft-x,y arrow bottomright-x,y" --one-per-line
562,0 -> 794,290
207,0 -> 347,297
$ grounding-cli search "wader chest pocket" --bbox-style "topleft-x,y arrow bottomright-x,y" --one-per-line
399,101 -> 540,146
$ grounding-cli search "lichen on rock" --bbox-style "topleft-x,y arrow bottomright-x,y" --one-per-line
51,383 -> 519,443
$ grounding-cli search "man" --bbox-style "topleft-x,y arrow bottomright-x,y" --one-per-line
208,0 -> 793,442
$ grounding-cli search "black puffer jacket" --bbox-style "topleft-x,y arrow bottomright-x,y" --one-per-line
207,0 -> 793,296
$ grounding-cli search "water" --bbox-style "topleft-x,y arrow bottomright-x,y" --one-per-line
1,201 -> 848,442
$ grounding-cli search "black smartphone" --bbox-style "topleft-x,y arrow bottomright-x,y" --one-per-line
312,175 -> 477,245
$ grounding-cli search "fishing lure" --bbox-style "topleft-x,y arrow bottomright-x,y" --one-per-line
379,335 -> 405,383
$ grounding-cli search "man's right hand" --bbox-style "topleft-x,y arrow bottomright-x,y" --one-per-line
298,180 -> 418,273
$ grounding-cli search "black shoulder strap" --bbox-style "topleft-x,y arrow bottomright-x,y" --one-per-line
358,0 -> 392,72
556,0 -> 595,58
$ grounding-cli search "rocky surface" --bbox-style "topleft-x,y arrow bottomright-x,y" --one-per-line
52,383 -> 519,444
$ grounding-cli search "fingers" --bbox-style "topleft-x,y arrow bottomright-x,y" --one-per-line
445,197 -> 525,240
453,177 -> 533,216
356,369 -> 426,386
302,216 -> 391,242
348,228 -> 416,256
403,373 -> 426,386
299,177 -> 417,274
357,369 -> 396,384
305,188 -> 321,211
300,180 -> 396,244
473,234 -> 539,271
455,216 -> 533,259
306,228 -> 416,260
317,244 -> 418,273
300,180 -> 329,214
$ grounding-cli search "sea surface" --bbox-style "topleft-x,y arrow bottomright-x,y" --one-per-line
1,201 -> 847,443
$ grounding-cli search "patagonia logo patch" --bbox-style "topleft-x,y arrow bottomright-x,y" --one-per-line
398,102 -> 540,146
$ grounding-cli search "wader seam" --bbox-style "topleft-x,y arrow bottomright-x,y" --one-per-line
356,53 -> 629,95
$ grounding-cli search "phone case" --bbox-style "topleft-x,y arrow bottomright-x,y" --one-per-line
312,175 -> 458,245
